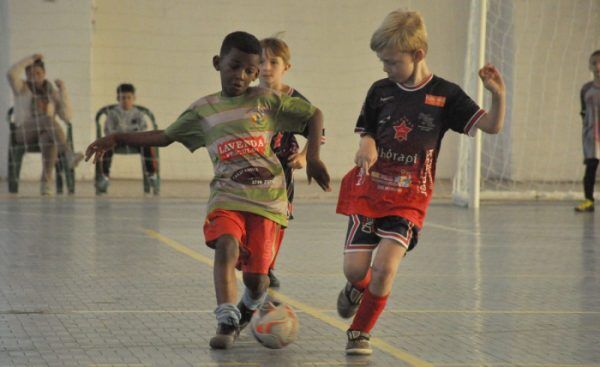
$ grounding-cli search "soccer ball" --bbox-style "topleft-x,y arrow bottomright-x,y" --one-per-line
250,301 -> 299,349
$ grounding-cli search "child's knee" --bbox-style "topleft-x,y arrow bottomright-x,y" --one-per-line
214,235 -> 239,264
344,264 -> 370,284
370,265 -> 394,286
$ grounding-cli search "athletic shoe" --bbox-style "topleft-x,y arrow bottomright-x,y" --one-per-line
268,269 -> 280,288
337,282 -> 364,319
346,330 -> 372,355
40,181 -> 52,196
148,174 -> 159,195
209,320 -> 240,349
96,175 -> 110,193
575,199 -> 594,212
237,301 -> 255,331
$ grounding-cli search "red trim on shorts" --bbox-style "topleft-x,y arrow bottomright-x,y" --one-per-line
345,214 -> 361,247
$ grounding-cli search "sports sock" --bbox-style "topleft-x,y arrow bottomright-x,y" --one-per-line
350,288 -> 388,333
241,288 -> 267,310
214,303 -> 241,326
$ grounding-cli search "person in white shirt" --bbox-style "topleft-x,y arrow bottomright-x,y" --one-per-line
6,53 -> 83,195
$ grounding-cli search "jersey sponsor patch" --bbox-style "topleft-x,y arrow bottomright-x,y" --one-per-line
217,136 -> 266,161
425,94 -> 446,107
231,166 -> 274,185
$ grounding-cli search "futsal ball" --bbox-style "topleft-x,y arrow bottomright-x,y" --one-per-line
250,301 -> 299,349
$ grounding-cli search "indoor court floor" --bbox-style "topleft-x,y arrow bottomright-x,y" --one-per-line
0,182 -> 598,367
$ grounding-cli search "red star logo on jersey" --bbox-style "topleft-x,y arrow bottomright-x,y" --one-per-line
393,120 -> 413,141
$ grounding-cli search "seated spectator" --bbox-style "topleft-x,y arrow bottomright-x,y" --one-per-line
96,83 -> 158,193
6,53 -> 83,195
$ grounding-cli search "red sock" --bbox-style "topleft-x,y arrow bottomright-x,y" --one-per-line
351,268 -> 372,291
350,288 -> 388,333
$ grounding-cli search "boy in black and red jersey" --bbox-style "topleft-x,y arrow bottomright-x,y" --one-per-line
335,9 -> 506,355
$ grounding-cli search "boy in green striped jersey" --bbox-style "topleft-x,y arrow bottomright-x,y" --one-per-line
85,31 -> 330,349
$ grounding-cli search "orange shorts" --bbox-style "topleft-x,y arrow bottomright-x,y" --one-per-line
203,209 -> 282,274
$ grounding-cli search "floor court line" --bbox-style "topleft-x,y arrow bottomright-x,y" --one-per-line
143,228 -> 433,367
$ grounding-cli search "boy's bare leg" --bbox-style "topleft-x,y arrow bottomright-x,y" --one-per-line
343,251 -> 372,284
213,235 -> 240,305
242,272 -> 269,299
210,234 -> 242,349
368,239 -> 406,296
345,239 -> 406,355
237,270 -> 270,330
338,251 -> 373,319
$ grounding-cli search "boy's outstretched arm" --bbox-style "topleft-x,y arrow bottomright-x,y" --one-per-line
85,130 -> 174,164
305,108 -> 331,192
476,63 -> 506,135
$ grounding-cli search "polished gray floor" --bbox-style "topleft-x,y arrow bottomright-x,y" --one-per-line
0,195 -> 598,367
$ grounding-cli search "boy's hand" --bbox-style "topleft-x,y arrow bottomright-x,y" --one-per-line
287,151 -> 307,169
479,63 -> 505,96
355,135 -> 377,175
306,158 -> 331,192
32,53 -> 43,62
85,135 -> 117,164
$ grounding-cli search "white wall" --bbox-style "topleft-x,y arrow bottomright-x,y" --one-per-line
2,0 -> 93,180
90,0 -> 470,180
0,0 -> 11,178
3,0 -> 598,187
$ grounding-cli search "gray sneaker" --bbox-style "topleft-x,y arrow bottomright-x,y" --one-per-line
209,321 -> 240,349
337,282 -> 364,319
96,175 -> 110,193
346,330 -> 372,355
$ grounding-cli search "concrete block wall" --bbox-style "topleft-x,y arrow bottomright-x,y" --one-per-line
89,0 -> 470,181
18,0 -> 598,185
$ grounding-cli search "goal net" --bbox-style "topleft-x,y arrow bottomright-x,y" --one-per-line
453,0 -> 600,206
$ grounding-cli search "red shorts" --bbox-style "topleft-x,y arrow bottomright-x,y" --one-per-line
270,227 -> 286,270
203,209 -> 282,274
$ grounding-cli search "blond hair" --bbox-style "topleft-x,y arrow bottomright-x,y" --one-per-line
370,10 -> 428,54
260,37 -> 291,65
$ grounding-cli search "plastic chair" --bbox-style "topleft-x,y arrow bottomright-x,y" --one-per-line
6,107 -> 75,194
94,104 -> 160,195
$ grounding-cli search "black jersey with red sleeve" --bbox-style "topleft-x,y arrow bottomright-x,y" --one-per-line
271,88 -> 309,160
336,75 -> 485,228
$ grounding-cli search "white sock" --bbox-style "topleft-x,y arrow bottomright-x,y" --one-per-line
214,303 -> 241,326
241,288 -> 267,311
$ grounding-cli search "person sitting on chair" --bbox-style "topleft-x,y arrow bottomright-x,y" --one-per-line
96,83 -> 158,193
6,53 -> 83,195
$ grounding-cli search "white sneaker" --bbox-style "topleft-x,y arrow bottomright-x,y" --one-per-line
96,175 -> 110,193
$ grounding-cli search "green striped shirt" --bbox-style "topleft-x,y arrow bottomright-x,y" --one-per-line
165,87 -> 316,226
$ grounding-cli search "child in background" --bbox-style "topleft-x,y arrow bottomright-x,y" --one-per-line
258,37 -> 325,287
96,83 -> 158,194
574,50 -> 600,212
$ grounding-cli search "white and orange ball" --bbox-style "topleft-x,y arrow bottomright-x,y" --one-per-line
250,302 -> 299,349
